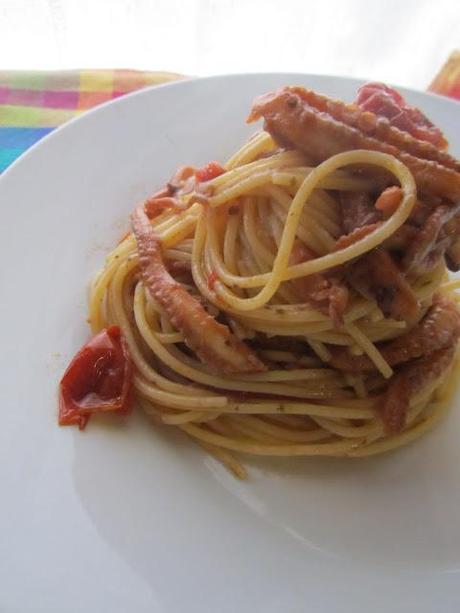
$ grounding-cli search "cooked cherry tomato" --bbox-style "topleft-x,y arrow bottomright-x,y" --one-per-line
355,82 -> 447,149
58,326 -> 133,430
195,161 -> 225,182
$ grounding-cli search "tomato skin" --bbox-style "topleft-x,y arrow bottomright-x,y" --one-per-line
355,82 -> 447,149
195,161 -> 225,182
58,326 -> 133,430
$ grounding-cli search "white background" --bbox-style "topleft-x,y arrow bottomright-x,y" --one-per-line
1,0 -> 459,90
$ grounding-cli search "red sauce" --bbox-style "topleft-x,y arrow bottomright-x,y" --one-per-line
207,269 -> 218,291
195,161 -> 225,182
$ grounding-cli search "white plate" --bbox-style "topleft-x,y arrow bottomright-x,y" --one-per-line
1,74 -> 460,613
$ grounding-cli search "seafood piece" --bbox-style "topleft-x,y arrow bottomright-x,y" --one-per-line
434,209 -> 460,271
165,259 -> 192,275
374,186 -> 403,218
402,203 -> 460,273
339,188 -> 401,235
340,191 -> 380,232
339,188 -> 459,274
329,295 -> 460,372
380,345 -> 455,433
376,196 -> 460,273
144,167 -> 196,218
144,164 -> 216,218
144,195 -> 187,218
346,249 -> 418,322
333,222 -> 382,251
289,240 -> 348,327
250,86 -> 459,172
131,206 -> 266,374
337,188 -> 417,320
248,86 -> 460,202
167,165 -> 197,192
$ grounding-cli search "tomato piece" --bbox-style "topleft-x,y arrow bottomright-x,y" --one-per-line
207,269 -> 218,291
195,161 -> 225,182
58,326 -> 133,430
355,82 -> 447,150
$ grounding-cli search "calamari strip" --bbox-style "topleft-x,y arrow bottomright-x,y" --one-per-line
380,345 -> 456,433
329,295 -> 460,372
248,87 -> 460,202
131,206 -> 266,375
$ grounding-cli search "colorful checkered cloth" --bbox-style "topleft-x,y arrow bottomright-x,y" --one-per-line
0,58 -> 459,174
429,51 -> 460,100
0,69 -> 182,172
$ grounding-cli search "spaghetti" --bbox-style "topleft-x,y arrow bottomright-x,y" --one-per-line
60,83 -> 460,479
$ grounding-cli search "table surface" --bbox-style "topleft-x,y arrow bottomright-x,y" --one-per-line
1,0 -> 459,91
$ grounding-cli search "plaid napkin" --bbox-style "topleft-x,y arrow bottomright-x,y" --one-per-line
0,69 -> 181,172
0,58 -> 459,174
429,51 -> 460,100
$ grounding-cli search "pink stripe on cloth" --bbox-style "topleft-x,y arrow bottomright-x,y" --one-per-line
0,86 -> 80,109
0,86 -> 10,103
0,86 -> 44,106
42,90 -> 79,109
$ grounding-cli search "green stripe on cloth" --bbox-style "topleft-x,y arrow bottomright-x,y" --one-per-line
0,104 -> 78,127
